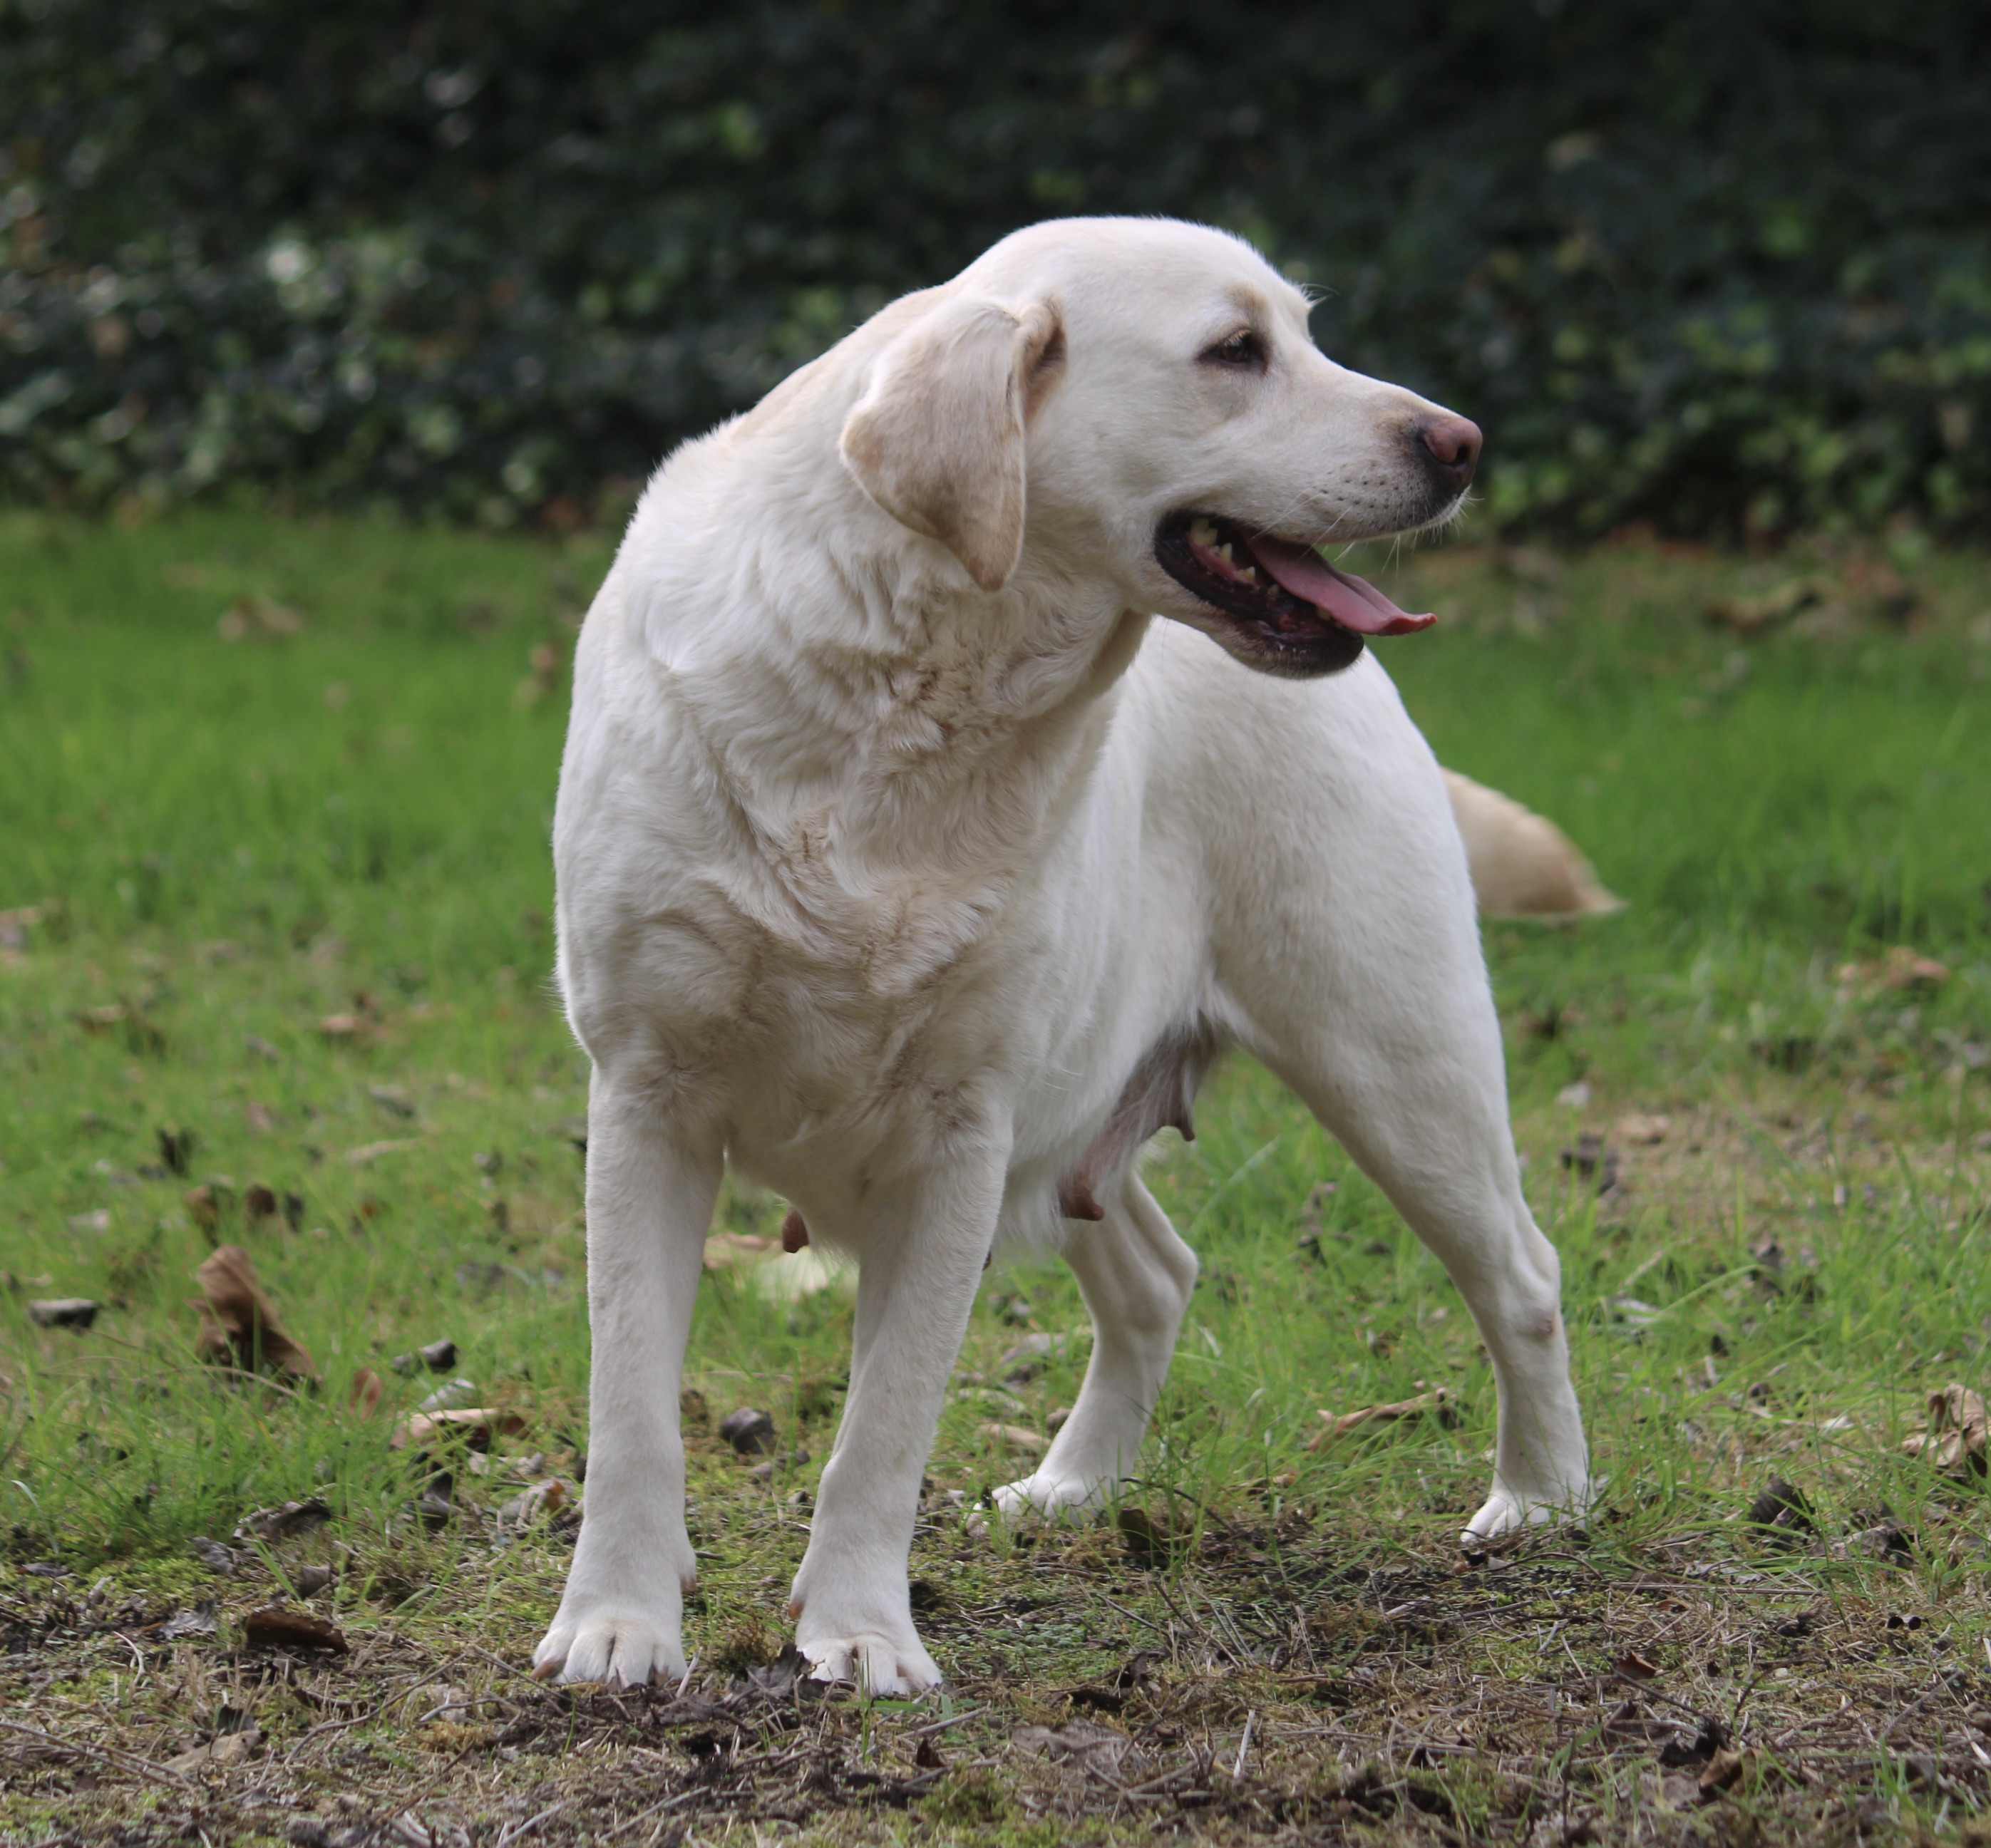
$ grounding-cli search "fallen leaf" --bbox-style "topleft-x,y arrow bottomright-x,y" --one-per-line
1114,1507 -> 1182,1563
156,1126 -> 196,1175
192,1244 -> 319,1383
1560,1132 -> 1620,1193
702,1230 -> 778,1269
1902,1383 -> 1987,1477
243,1183 -> 279,1222
977,1421 -> 1047,1453
1743,1475 -> 1815,1542
217,594 -> 306,641
187,1537 -> 236,1576
1703,577 -> 1831,634
391,1408 -> 526,1451
161,1605 -> 217,1639
26,1298 -> 99,1330
346,1137 -> 422,1167
0,903 -> 46,950
1307,1387 -> 1458,1450
747,1448 -> 809,1482
392,1338 -> 459,1375
184,1182 -> 228,1234
1615,1650 -> 1660,1681
242,1606 -> 346,1652
1697,1745 -> 1748,1794
1615,1113 -> 1672,1145
999,1331 -> 1076,1378
165,1725 -> 260,1774
349,1367 -> 386,1416
414,1474 -> 456,1529
1012,1722 -> 1128,1762
719,1407 -> 777,1454
1837,946 -> 1951,994
233,1499 -> 331,1545
495,1478 -> 571,1526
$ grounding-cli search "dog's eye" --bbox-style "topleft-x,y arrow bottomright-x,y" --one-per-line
1203,329 -> 1266,370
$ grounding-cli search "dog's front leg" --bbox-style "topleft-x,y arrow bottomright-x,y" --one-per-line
788,1152 -> 1007,1696
533,1072 -> 721,1687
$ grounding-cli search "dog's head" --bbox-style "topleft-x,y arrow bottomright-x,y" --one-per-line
838,217 -> 1477,678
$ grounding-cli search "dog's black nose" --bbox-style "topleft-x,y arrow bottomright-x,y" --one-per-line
1419,415 -> 1482,491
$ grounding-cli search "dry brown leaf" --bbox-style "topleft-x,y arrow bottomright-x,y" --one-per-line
977,1422 -> 1047,1453
1697,1745 -> 1748,1794
165,1726 -> 260,1774
233,1499 -> 331,1545
1902,1383 -> 1987,1477
1703,577 -> 1832,635
391,1408 -> 527,1452
702,1230 -> 778,1270
192,1245 -> 318,1383
1307,1386 -> 1456,1450
349,1368 -> 386,1417
216,595 -> 306,641
241,1606 -> 346,1652
1838,946 -> 1951,994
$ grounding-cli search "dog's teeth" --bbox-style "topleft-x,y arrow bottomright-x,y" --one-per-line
1239,566 -> 1258,583
1215,543 -> 1233,563
1189,520 -> 1218,547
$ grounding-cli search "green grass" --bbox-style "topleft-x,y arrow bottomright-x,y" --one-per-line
1,508 -> 1990,1844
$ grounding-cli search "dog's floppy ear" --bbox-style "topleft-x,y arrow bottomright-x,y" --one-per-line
840,296 -> 1064,593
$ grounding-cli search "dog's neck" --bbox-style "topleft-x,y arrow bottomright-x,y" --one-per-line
615,432 -> 1150,975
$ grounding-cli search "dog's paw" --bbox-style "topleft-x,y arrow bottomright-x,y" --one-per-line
1461,1475 -> 1594,1546
797,1627 -> 942,1698
533,1606 -> 685,1688
992,1471 -> 1105,1522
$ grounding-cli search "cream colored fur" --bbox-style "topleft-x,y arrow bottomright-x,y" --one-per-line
533,217 -> 1595,1698
1445,772 -> 1622,919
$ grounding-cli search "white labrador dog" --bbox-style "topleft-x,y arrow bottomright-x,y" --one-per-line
534,217 -> 1595,1697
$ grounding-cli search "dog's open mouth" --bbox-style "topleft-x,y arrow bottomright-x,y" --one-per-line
1154,513 -> 1436,676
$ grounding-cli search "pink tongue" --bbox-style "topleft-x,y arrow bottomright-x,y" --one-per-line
1244,533 -> 1436,636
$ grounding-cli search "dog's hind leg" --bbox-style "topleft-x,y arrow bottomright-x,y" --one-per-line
1257,999 -> 1591,1542
532,1072 -> 721,1686
993,1171 -> 1198,1521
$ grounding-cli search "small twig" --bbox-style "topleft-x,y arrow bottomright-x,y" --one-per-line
494,1798 -> 575,1847
602,1787 -> 702,1842
905,1705 -> 986,1740
1231,1708 -> 1257,1779
0,1718 -> 193,1788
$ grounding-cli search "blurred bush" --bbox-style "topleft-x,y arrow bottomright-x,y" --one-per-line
1,0 -> 1987,536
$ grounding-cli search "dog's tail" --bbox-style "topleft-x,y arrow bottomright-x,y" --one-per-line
1443,770 -> 1623,920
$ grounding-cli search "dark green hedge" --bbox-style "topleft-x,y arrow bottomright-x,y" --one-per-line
4,0 -> 1990,536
